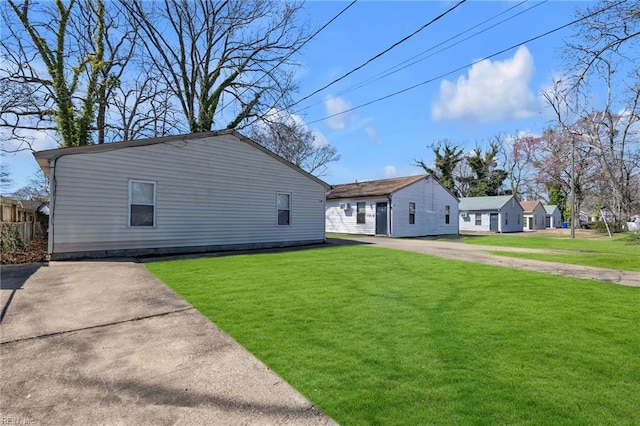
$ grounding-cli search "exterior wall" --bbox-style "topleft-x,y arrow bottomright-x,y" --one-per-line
459,199 -> 523,233
48,134 -> 326,257
325,177 -> 458,237
459,211 -> 492,232
545,206 -> 562,228
325,197 -> 386,235
391,178 -> 458,237
498,199 -> 524,233
523,204 -> 547,230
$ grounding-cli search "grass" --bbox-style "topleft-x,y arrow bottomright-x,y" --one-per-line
460,233 -> 640,271
146,245 -> 640,425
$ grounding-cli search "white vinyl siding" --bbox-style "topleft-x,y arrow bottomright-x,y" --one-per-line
327,176 -> 458,237
459,197 -> 524,233
49,134 -> 326,254
326,198 -> 381,235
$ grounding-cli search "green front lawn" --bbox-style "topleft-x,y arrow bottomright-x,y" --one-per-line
147,245 -> 640,425
461,234 -> 640,271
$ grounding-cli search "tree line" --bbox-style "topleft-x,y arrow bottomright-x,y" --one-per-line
416,0 -> 640,222
1,0 -> 338,177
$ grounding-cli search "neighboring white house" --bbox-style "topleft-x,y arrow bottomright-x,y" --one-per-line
520,200 -> 547,231
34,130 -> 329,260
544,205 -> 563,228
326,174 -> 459,237
459,195 -> 523,233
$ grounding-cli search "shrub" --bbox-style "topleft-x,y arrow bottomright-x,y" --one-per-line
1,224 -> 27,254
592,220 -> 624,234
625,232 -> 640,245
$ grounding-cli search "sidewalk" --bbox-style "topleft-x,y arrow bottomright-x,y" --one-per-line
0,261 -> 337,425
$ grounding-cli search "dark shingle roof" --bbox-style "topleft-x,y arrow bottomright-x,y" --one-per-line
520,200 -> 542,213
327,175 -> 427,199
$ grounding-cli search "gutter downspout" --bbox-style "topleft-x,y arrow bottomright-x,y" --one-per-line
388,196 -> 392,237
47,158 -> 56,256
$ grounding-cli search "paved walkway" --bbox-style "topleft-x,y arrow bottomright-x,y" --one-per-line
329,236 -> 640,287
0,261 -> 337,425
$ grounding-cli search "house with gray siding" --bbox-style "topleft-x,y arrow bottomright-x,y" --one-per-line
34,130 -> 329,259
459,195 -> 523,233
326,175 -> 458,237
544,204 -> 563,228
521,200 -> 547,231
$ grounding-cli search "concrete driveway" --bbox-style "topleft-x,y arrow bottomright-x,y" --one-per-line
0,261 -> 337,425
330,236 -> 640,287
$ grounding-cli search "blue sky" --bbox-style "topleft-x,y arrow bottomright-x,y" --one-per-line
4,0 -> 587,192
293,0 -> 586,185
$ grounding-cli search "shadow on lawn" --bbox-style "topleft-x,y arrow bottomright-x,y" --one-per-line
137,237 -> 370,264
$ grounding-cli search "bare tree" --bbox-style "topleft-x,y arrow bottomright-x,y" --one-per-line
11,169 -> 49,201
249,120 -> 339,177
123,0 -> 310,133
541,0 -> 640,221
1,0 -> 180,151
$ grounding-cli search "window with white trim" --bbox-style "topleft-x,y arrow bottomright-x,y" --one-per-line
445,205 -> 450,224
129,180 -> 156,227
277,193 -> 291,226
475,213 -> 482,226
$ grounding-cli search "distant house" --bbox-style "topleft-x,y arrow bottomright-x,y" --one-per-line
326,175 -> 458,237
459,195 -> 523,233
520,200 -> 547,231
544,205 -> 562,228
34,130 -> 329,260
0,197 -> 49,242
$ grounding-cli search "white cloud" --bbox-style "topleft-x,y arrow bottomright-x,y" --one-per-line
432,46 -> 542,123
311,130 -> 328,148
382,165 -> 397,177
364,127 -> 382,144
324,96 -> 351,130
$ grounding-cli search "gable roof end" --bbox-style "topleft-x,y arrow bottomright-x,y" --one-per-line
33,130 -> 329,189
520,200 -> 542,213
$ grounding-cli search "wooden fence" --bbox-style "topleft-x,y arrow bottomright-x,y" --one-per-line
1,222 -> 36,243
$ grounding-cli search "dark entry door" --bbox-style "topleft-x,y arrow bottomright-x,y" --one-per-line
376,203 -> 388,235
490,213 -> 499,231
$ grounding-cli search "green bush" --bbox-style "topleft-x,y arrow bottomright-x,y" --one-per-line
1,224 -> 27,254
625,232 -> 640,245
592,220 -> 624,233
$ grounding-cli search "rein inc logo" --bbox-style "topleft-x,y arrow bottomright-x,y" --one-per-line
1,417 -> 35,424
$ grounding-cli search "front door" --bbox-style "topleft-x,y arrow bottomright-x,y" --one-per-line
490,213 -> 499,231
528,217 -> 533,229
376,202 -> 388,235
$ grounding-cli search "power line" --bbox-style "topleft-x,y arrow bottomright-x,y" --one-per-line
216,0 -> 358,122
294,0 -> 538,115
305,0 -> 628,126
335,0 -> 547,99
288,0 -> 468,110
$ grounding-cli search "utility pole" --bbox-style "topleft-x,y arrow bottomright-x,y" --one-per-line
570,134 -> 576,239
